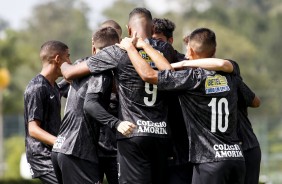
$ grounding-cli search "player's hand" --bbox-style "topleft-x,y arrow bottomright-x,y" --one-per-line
116,32 -> 138,50
117,121 -> 136,136
135,37 -> 147,49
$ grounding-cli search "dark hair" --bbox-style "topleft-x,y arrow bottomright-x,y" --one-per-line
129,7 -> 152,21
40,40 -> 68,62
92,27 -> 120,50
152,18 -> 175,39
189,28 -> 216,57
100,20 -> 122,37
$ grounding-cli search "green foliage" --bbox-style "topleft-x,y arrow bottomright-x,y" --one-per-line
2,136 -> 25,179
0,0 -> 93,114
0,179 -> 41,184
1,0 -> 282,183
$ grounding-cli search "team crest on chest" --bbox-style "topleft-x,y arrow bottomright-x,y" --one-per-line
205,74 -> 230,94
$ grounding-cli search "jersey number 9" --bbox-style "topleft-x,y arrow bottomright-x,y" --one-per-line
144,82 -> 157,106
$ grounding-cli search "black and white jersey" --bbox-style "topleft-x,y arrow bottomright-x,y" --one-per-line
175,50 -> 186,62
86,38 -> 178,139
52,62 -> 115,161
85,71 -> 116,157
237,77 -> 260,151
158,68 -> 245,163
229,60 -> 260,151
24,74 -> 61,178
98,92 -> 118,157
52,73 -> 100,162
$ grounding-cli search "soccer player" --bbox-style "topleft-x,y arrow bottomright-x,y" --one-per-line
117,28 -> 255,184
152,17 -> 192,183
235,65 -> 261,184
59,7 -> 182,184
100,19 -> 122,39
51,27 -> 134,184
24,40 -> 70,184
173,33 -> 262,184
94,21 -> 122,184
152,17 -> 186,61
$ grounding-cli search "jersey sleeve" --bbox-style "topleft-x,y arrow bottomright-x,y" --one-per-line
86,46 -> 121,74
24,85 -> 45,123
86,72 -> 112,95
84,73 -> 120,129
57,79 -> 70,98
237,77 -> 255,107
161,42 -> 179,64
227,59 -> 242,79
157,68 -> 203,91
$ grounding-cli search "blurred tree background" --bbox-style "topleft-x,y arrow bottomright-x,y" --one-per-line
0,0 -> 281,183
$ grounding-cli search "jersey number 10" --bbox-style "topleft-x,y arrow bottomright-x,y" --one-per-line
208,98 -> 229,133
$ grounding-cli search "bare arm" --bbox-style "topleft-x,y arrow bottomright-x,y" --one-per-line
171,58 -> 233,73
60,61 -> 90,80
116,33 -> 173,84
28,120 -> 57,146
137,39 -> 173,71
125,43 -> 159,84
250,95 -> 261,108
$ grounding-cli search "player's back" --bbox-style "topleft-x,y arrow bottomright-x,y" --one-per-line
116,39 -> 178,139
158,68 -> 244,163
53,74 -> 99,162
87,39 -> 178,140
180,69 -> 243,163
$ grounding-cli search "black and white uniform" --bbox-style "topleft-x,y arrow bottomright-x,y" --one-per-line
158,68 -> 246,184
84,72 -> 119,184
24,74 -> 61,184
167,53 -> 193,184
86,39 -> 178,184
51,71 -> 105,184
97,93 -> 119,184
232,61 -> 261,184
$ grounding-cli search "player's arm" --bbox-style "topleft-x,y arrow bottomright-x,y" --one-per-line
28,120 -> 57,146
237,77 -> 261,108
171,58 -> 233,73
117,34 -> 171,84
251,95 -> 261,108
84,93 -> 136,136
60,61 -> 90,80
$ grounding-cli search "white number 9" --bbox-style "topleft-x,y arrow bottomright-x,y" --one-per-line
144,82 -> 157,106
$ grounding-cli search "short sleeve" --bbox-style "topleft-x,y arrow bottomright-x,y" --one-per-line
237,77 -> 255,107
86,72 -> 113,95
24,86 -> 46,123
158,68 -> 202,91
86,46 -> 121,74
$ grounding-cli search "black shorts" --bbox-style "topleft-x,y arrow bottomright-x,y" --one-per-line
117,136 -> 170,184
51,152 -> 100,184
192,160 -> 246,184
168,163 -> 193,184
98,157 -> 118,184
244,146 -> 261,184
38,170 -> 59,184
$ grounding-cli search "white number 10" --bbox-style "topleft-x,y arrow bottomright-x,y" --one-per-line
144,82 -> 157,106
208,98 -> 229,133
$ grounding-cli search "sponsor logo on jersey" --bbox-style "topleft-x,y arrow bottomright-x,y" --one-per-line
139,50 -> 164,68
213,144 -> 243,158
205,74 -> 230,94
53,135 -> 66,149
136,120 -> 167,135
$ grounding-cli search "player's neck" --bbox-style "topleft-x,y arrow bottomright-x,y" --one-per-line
40,66 -> 58,86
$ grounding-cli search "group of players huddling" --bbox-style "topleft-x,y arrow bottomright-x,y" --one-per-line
24,7 -> 261,184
